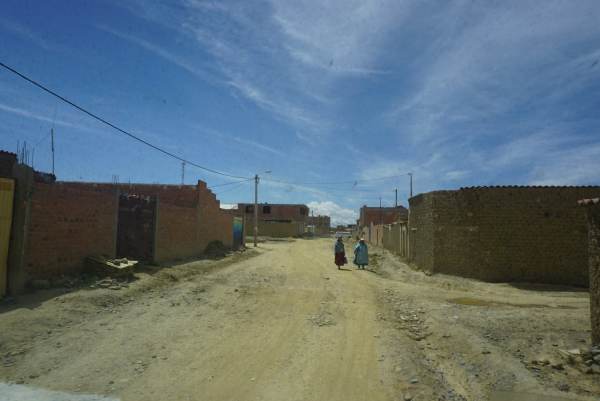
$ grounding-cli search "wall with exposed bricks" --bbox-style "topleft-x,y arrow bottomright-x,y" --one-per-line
407,192 -> 435,273
582,201 -> 600,345
155,181 -> 233,261
24,182 -> 118,279
409,187 -> 600,286
18,179 -> 232,284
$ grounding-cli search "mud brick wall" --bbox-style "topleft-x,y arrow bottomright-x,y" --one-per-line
243,221 -> 301,237
409,187 -> 600,286
154,203 -> 200,261
197,181 -> 233,248
408,193 -> 436,273
153,181 -> 233,262
25,182 -> 118,279
359,206 -> 408,227
64,182 -> 199,208
583,203 -> 600,345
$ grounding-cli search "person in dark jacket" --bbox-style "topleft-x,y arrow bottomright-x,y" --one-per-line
334,237 -> 347,269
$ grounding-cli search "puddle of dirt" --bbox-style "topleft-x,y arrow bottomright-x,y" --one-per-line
448,297 -> 577,309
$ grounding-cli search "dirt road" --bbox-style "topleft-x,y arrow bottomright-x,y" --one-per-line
0,238 -> 598,401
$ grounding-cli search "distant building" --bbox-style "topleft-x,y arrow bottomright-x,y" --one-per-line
307,215 -> 331,235
358,205 -> 408,228
236,203 -> 309,237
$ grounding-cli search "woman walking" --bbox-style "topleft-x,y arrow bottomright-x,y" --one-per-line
354,238 -> 369,270
334,237 -> 347,269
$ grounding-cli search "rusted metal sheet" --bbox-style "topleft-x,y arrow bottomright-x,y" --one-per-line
0,178 -> 15,297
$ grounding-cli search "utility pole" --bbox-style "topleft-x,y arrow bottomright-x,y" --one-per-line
51,128 -> 55,175
408,172 -> 413,198
379,196 -> 383,225
394,188 -> 398,207
254,174 -> 259,247
252,170 -> 270,247
181,161 -> 185,185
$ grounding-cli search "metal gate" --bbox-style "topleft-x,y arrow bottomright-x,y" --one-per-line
116,194 -> 156,261
0,178 -> 15,297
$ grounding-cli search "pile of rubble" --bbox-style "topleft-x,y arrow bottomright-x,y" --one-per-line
85,256 -> 138,277
204,241 -> 229,259
89,277 -> 131,291
557,346 -> 600,374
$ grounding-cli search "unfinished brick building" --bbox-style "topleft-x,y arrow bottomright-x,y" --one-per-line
237,203 -> 309,237
358,205 -> 408,228
307,215 -> 331,235
580,198 -> 600,345
408,186 -> 600,287
1,152 -> 235,294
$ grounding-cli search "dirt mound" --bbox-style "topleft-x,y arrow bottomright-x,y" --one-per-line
204,240 -> 229,259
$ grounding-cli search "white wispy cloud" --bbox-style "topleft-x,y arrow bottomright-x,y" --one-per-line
0,18 -> 54,50
0,103 -> 103,135
270,0 -> 406,76
307,200 -> 356,226
483,129 -> 600,185
96,24 -> 218,84
122,0 -> 407,142
388,1 -> 600,143
196,126 -> 285,157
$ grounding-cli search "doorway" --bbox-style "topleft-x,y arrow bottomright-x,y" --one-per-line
116,194 -> 156,261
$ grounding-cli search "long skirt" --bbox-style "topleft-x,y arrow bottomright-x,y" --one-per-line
335,252 -> 347,266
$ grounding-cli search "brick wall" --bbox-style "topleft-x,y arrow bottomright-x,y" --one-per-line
378,222 -> 409,257
408,193 -> 436,273
243,220 -> 303,237
153,181 -> 233,261
237,203 -> 309,223
154,203 -> 199,261
359,206 -> 408,227
409,187 -> 600,286
581,200 -> 600,345
20,179 -> 233,282
24,182 -> 118,279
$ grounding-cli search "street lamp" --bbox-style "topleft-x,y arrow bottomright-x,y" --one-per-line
253,170 -> 271,247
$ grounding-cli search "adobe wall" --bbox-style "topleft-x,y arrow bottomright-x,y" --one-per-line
582,202 -> 600,345
410,187 -> 600,286
408,192 -> 436,273
359,206 -> 408,227
244,221 -> 302,237
24,181 -> 118,279
379,222 -> 409,257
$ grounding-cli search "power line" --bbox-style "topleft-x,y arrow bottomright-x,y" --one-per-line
209,178 -> 254,189
214,180 -> 251,195
0,61 -> 249,180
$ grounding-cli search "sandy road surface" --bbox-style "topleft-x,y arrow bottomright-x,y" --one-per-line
1,238 -> 599,401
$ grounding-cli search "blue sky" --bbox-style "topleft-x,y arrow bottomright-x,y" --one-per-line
1,0 -> 599,225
